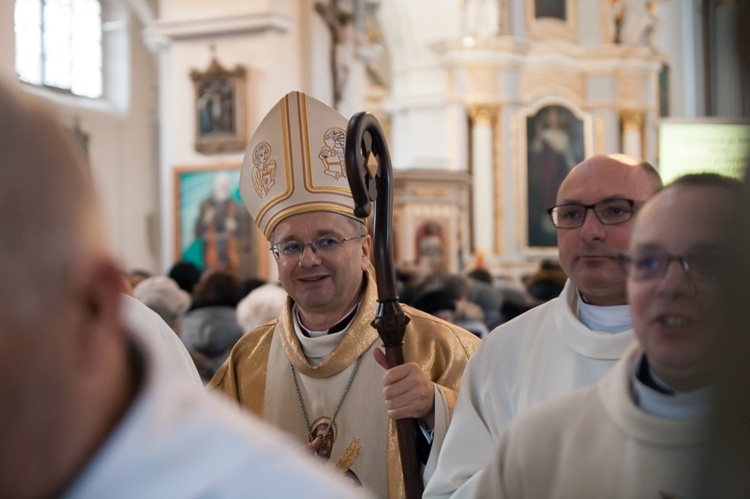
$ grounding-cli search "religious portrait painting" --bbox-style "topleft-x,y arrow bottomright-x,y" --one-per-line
526,0 -> 576,40
534,0 -> 566,20
190,57 -> 248,154
173,165 -> 258,279
525,104 -> 585,248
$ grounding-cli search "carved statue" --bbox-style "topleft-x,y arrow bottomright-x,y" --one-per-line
613,0 -> 661,48
462,0 -> 500,38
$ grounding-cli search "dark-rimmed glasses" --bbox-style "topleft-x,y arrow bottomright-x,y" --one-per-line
620,251 -> 721,282
548,198 -> 635,229
270,235 -> 365,261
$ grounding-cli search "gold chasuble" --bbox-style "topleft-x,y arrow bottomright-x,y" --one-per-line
210,269 -> 480,498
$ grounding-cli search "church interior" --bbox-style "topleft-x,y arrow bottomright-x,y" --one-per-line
2,0 -> 745,284
3,2 -> 750,497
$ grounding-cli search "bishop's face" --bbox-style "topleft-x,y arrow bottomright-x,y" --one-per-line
271,211 -> 371,330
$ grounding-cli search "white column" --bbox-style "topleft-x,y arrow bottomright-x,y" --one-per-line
620,110 -> 644,159
468,104 -> 498,256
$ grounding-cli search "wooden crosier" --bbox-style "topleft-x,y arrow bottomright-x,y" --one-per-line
345,112 -> 424,499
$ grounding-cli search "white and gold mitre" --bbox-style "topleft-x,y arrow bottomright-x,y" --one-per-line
240,91 -> 357,240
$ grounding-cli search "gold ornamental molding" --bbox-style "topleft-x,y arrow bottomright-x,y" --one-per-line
620,109 -> 645,131
467,104 -> 499,126
494,108 -> 504,254
595,116 -> 605,155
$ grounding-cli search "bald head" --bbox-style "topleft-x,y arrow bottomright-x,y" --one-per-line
0,83 -> 131,498
554,153 -> 662,305
0,83 -> 105,321
558,154 -> 662,204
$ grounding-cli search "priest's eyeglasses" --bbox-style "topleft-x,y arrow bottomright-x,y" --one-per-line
548,198 -> 635,229
619,251 -> 720,282
271,235 -> 365,261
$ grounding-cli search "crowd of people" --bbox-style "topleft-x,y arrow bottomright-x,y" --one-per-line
128,262 -> 287,383
2,80 -> 748,499
395,259 -> 568,339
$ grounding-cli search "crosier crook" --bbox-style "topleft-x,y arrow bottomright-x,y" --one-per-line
344,112 -> 424,499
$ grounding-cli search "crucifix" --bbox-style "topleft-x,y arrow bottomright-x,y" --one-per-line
314,0 -> 354,110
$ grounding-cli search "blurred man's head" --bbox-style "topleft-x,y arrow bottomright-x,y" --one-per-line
168,260 -> 202,294
551,154 -> 662,305
626,173 -> 740,392
0,83 -> 129,497
236,283 -> 287,332
0,95 -> 105,320
134,276 -> 192,333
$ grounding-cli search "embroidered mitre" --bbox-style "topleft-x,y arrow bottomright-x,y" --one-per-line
239,91 -> 359,240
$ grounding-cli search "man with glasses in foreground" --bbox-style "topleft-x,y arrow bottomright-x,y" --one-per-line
473,173 -> 736,497
426,154 -> 662,498
209,92 -> 480,498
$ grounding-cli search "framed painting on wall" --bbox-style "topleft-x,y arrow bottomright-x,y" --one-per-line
190,57 -> 248,154
525,104 -> 586,248
173,165 -> 259,279
534,0 -> 566,20
525,0 -> 577,40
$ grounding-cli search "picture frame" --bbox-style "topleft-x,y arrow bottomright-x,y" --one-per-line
190,57 -> 248,154
173,165 -> 261,279
525,0 -> 577,41
534,0 -> 566,21
523,103 -> 588,249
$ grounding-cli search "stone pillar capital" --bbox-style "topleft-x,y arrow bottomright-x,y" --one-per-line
467,103 -> 499,126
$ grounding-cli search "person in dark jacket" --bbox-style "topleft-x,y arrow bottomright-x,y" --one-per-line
181,268 -> 244,382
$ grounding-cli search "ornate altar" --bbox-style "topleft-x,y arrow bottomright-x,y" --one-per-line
392,169 -> 472,273
424,0 -> 665,274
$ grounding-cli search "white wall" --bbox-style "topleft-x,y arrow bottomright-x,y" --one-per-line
0,1 -> 15,83
2,0 -> 160,273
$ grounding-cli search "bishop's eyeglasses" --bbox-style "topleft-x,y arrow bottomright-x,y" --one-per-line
547,198 -> 635,229
270,235 -> 365,261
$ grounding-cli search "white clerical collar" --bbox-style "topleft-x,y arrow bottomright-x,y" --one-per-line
293,301 -> 359,338
576,291 -> 631,333
291,301 -> 361,365
631,354 -> 715,420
